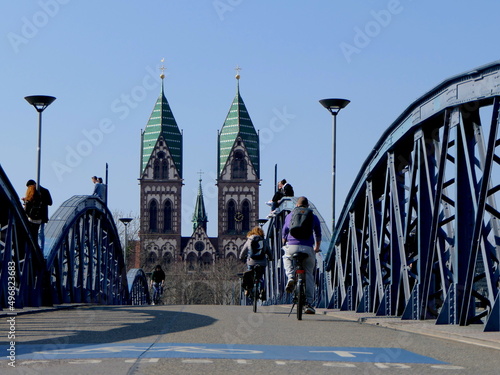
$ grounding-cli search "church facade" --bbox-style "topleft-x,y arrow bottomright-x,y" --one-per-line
138,71 -> 260,270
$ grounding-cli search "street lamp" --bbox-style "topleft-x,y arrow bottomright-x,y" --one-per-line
319,98 -> 350,233
25,95 -> 56,192
119,218 -> 133,271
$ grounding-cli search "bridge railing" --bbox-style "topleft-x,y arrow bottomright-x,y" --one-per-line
127,268 -> 150,305
326,61 -> 500,331
0,164 -> 47,309
0,177 -> 149,308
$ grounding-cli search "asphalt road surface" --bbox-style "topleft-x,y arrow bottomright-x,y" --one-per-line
1,304 -> 499,374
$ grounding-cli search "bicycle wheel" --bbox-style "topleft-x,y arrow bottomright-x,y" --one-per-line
296,277 -> 304,320
252,278 -> 259,313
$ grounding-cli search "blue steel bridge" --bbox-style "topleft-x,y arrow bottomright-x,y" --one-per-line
2,61 -> 500,332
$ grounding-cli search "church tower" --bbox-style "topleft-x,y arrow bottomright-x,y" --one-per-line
192,176 -> 208,233
217,70 -> 260,257
139,66 -> 183,268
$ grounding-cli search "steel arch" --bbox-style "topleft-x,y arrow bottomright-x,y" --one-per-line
263,197 -> 331,308
0,164 -> 47,309
326,61 -> 500,331
44,195 -> 129,305
127,268 -> 150,305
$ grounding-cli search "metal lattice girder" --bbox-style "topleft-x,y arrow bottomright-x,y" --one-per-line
326,61 -> 500,331
44,195 -> 130,305
127,268 -> 150,305
263,197 -> 331,307
0,164 -> 47,309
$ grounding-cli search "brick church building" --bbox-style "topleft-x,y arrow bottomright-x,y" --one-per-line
137,69 -> 260,270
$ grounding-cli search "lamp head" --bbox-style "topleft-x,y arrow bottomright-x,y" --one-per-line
25,95 -> 56,112
119,218 -> 133,225
319,98 -> 350,115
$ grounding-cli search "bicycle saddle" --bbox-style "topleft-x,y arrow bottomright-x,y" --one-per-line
292,252 -> 309,261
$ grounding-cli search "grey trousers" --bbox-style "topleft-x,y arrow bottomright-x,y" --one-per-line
282,244 -> 316,305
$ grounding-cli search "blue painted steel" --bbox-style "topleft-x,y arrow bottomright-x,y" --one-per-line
0,164 -> 47,309
3,342 -> 445,364
127,268 -> 150,305
326,61 -> 500,331
0,177 -> 148,308
44,195 -> 129,305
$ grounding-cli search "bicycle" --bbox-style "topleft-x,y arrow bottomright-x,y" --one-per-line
242,265 -> 265,313
151,282 -> 164,305
287,252 -> 308,320
251,265 -> 266,313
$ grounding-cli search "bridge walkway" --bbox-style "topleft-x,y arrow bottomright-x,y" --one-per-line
1,304 -> 499,374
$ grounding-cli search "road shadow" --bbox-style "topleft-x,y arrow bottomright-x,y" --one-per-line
9,305 -> 217,351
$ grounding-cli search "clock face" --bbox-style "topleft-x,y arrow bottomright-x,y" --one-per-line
194,241 -> 205,252
234,211 -> 244,222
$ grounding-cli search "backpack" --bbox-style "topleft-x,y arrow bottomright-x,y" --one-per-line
289,207 -> 314,239
249,237 -> 266,260
28,202 -> 42,221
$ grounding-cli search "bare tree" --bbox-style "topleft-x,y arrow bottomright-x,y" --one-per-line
154,258 -> 243,305
111,210 -> 140,270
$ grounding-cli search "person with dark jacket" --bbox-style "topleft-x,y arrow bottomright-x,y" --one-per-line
239,226 -> 273,299
23,179 -> 52,250
268,179 -> 295,211
150,265 -> 166,305
22,181 -> 42,241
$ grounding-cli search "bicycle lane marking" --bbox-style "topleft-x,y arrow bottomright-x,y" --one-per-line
1,343 -> 446,364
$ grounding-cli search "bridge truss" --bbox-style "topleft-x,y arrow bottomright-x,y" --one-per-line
0,176 -> 149,309
326,61 -> 500,331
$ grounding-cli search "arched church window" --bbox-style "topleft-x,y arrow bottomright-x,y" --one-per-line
227,200 -> 236,232
231,150 -> 246,179
149,200 -> 158,233
161,160 -> 168,179
201,252 -> 212,268
153,160 -> 160,179
147,251 -> 157,267
163,200 -> 172,232
186,252 -> 197,270
162,252 -> 172,266
242,200 -> 250,232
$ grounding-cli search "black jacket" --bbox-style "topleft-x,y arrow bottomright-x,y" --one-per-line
39,186 -> 53,223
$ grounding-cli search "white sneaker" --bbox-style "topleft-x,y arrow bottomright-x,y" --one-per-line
285,279 -> 295,293
304,304 -> 316,314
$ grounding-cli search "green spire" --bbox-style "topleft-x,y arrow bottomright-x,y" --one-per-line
218,74 -> 259,177
141,79 -> 182,177
192,176 -> 208,232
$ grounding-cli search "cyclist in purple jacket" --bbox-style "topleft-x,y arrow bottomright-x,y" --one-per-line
282,196 -> 321,314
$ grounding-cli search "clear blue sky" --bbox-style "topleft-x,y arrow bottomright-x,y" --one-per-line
1,1 -> 499,236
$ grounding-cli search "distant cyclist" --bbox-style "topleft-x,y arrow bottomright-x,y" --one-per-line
282,196 -> 321,314
239,226 -> 273,300
150,264 -> 165,305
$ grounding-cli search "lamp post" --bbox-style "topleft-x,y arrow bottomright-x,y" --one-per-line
119,218 -> 133,271
25,95 -> 56,192
319,98 -> 350,234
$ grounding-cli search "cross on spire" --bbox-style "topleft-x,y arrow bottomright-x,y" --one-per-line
235,65 -> 241,80
160,58 -> 166,79
197,170 -> 204,182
